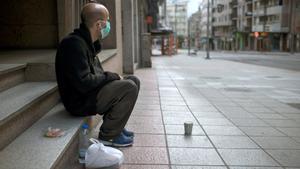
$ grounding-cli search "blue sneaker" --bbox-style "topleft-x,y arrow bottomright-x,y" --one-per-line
99,132 -> 133,147
122,128 -> 134,138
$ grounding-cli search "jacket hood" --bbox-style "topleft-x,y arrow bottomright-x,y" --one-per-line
72,23 -> 102,55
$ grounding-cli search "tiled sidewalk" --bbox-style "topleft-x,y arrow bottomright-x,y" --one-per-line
120,54 -> 300,169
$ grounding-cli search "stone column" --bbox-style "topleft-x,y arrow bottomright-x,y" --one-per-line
141,33 -> 152,67
121,0 -> 135,74
57,0 -> 76,42
133,0 -> 139,65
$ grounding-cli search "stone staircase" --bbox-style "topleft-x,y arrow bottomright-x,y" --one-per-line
0,64 -> 88,169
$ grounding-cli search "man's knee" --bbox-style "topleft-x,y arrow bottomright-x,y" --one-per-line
124,75 -> 140,90
123,79 -> 138,92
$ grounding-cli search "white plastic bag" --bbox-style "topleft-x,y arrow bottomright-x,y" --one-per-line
85,138 -> 124,169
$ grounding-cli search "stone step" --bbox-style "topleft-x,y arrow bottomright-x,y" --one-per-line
0,103 -> 85,169
0,82 -> 59,150
0,64 -> 26,93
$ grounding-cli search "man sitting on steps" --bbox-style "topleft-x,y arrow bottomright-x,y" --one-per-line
55,2 -> 140,147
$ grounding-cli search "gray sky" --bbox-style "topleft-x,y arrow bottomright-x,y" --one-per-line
187,0 -> 202,17
168,0 -> 203,17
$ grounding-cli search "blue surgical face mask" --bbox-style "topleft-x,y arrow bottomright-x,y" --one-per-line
101,21 -> 110,39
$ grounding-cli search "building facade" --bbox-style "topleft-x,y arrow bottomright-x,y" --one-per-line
0,0 -> 161,73
189,7 -> 202,49
167,0 -> 189,37
200,1 -> 213,50
211,0 -> 300,52
212,0 -> 234,50
234,0 -> 254,50
252,0 -> 299,52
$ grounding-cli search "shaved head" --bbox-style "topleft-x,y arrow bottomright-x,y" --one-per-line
81,3 -> 109,28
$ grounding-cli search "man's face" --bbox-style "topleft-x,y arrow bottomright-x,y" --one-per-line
97,15 -> 110,40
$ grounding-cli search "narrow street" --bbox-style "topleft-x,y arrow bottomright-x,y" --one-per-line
120,52 -> 300,169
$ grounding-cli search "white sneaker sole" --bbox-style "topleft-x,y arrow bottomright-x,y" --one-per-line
99,140 -> 133,147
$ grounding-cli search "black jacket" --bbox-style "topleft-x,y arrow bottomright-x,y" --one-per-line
55,23 -> 120,116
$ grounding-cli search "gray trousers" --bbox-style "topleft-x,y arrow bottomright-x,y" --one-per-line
96,75 -> 140,140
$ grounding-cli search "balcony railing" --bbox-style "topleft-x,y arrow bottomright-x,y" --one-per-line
231,13 -> 238,19
229,0 -> 238,8
245,12 -> 253,16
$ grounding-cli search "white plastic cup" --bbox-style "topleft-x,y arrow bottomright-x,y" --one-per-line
184,121 -> 193,136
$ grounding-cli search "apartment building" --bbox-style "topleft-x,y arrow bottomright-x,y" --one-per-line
234,0 -> 254,50
252,0 -> 286,51
199,1 -> 213,50
212,0 -> 234,50
189,7 -> 202,48
252,0 -> 300,52
167,0 -> 189,37
212,0 -> 300,52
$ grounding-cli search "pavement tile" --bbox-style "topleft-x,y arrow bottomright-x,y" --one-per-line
121,165 -> 169,169
172,166 -> 227,169
213,102 -> 238,107
230,118 -> 269,127
134,54 -> 300,167
253,113 -> 287,120
218,107 -> 248,113
193,112 -> 225,118
121,147 -> 169,164
239,127 -> 285,136
282,113 -> 300,120
161,105 -> 190,111
126,124 -> 165,134
203,126 -> 245,136
196,118 -> 234,126
263,119 -> 300,127
131,110 -> 162,116
210,136 -> 259,149
162,111 -> 194,118
160,97 -> 185,101
251,137 -> 300,149
160,100 -> 187,106
242,107 -> 274,113
139,91 -> 159,96
272,107 -> 300,114
266,150 -> 300,167
127,116 -> 163,125
218,149 -> 280,166
293,137 -> 300,143
169,148 -> 224,165
186,100 -> 212,106
134,104 -> 161,110
167,135 -> 213,148
133,134 -> 166,147
137,97 -> 160,102
163,117 -> 198,125
229,167 -> 283,169
165,125 -> 205,135
189,105 -> 219,112
223,112 -> 257,119
276,127 -> 300,137
136,99 -> 160,105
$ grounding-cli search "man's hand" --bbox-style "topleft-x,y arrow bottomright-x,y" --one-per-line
104,71 -> 121,81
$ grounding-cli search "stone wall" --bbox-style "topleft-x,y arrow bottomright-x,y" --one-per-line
0,0 -> 58,49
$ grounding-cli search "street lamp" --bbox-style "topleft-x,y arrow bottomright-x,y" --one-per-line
206,0 -> 210,59
188,18 -> 191,55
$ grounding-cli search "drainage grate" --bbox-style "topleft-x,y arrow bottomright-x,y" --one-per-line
265,76 -> 282,79
287,103 -> 300,110
224,87 -> 253,93
200,76 -> 222,80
